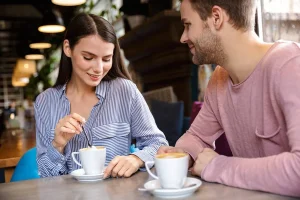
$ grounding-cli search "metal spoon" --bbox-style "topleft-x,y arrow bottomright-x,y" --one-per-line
138,183 -> 197,192
81,125 -> 92,148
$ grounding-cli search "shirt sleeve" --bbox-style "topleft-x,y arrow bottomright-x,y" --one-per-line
130,86 -> 169,166
35,94 -> 72,177
175,71 -> 224,161
201,56 -> 300,197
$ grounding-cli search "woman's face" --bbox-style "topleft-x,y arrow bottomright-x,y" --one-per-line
64,34 -> 114,87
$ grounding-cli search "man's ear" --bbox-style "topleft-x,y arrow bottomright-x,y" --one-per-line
211,5 -> 225,30
63,40 -> 71,57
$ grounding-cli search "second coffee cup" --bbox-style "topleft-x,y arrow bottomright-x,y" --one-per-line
145,152 -> 189,189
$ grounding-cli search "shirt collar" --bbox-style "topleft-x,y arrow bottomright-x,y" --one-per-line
58,81 -> 110,100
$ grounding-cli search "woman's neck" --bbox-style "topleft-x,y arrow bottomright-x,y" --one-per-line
66,76 -> 95,98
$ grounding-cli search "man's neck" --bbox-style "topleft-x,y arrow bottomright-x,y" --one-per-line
221,31 -> 274,84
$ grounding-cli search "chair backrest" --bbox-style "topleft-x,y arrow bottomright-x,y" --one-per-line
142,86 -> 177,110
150,99 -> 184,146
10,147 -> 40,182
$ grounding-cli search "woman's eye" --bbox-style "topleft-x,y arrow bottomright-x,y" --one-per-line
103,59 -> 111,62
84,57 -> 93,60
184,23 -> 190,29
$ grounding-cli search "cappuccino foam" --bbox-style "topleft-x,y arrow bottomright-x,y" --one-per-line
81,146 -> 105,151
156,152 -> 187,159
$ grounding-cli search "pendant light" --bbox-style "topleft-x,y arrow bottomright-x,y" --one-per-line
52,0 -> 86,6
38,9 -> 65,33
30,43 -> 52,49
25,49 -> 44,60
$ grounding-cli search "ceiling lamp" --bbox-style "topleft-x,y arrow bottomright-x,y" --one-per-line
52,0 -> 86,6
25,54 -> 44,60
38,25 -> 65,33
29,31 -> 52,49
12,77 -> 27,87
12,59 -> 36,87
12,76 -> 30,87
38,9 -> 65,33
14,59 -> 37,76
29,43 -> 52,49
25,48 -> 44,60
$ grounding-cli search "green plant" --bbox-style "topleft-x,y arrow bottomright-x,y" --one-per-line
25,56 -> 58,99
99,2 -> 122,22
79,0 -> 122,23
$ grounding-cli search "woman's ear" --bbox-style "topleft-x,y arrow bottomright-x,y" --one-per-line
63,40 -> 71,57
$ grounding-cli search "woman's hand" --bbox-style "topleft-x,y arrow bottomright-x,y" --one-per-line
53,113 -> 86,153
103,155 -> 144,178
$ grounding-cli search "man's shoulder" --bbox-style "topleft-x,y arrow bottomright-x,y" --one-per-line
264,41 -> 300,68
261,41 -> 300,78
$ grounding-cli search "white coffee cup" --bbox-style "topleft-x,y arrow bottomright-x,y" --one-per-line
145,152 -> 189,189
71,146 -> 106,175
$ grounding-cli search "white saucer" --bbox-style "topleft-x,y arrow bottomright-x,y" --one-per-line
142,177 -> 202,199
71,168 -> 105,182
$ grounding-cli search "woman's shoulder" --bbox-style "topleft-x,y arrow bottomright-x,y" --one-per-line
35,86 -> 63,105
110,78 -> 138,94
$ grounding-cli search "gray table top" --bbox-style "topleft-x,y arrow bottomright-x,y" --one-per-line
0,171 -> 298,200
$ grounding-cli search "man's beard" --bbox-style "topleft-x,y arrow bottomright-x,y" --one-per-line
192,25 -> 226,66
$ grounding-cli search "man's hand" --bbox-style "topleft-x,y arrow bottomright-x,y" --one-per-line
157,146 -> 194,167
191,148 -> 219,177
157,146 -> 186,154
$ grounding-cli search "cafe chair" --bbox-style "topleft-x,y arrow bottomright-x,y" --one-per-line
10,147 -> 40,182
130,144 -> 139,153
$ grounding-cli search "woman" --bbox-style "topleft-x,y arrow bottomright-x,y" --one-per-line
35,13 -> 168,178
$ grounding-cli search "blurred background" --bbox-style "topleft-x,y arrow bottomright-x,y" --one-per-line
0,0 -> 299,183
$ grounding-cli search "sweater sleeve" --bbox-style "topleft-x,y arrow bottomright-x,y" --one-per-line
201,56 -> 300,197
176,69 -> 224,161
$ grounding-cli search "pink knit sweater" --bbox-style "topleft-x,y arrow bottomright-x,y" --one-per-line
176,41 -> 300,197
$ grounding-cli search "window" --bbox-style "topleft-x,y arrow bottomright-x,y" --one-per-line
260,0 -> 300,42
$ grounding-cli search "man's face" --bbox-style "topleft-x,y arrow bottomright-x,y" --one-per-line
180,0 -> 224,65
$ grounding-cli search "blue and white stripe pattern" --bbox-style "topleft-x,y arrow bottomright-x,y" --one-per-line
35,78 -> 168,177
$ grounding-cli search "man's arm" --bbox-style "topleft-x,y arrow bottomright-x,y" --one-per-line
176,69 -> 224,164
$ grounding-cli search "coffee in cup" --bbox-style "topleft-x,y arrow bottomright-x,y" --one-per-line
145,152 -> 189,189
72,146 -> 106,175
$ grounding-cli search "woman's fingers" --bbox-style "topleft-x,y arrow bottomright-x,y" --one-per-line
111,157 -> 126,177
104,156 -> 121,178
68,117 -> 82,133
71,113 -> 86,124
60,126 -> 77,134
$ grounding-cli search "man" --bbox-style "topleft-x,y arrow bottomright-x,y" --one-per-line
158,0 -> 300,197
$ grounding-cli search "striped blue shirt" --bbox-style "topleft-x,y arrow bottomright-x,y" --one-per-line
35,78 -> 168,177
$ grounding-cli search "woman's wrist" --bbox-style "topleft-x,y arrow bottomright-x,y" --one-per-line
52,140 -> 65,154
129,154 -> 144,168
